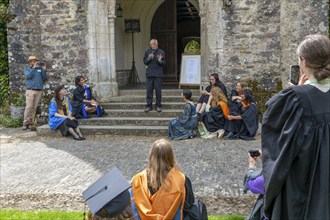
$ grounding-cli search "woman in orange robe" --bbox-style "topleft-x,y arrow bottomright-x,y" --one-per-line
131,139 -> 195,220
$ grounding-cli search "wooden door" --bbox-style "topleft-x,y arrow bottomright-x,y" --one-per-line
151,0 -> 177,82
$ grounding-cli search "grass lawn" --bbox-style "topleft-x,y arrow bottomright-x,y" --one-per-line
0,210 -> 84,220
0,210 -> 245,220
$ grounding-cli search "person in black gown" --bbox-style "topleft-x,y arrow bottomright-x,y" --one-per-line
196,73 -> 227,114
262,34 -> 330,220
224,89 -> 258,140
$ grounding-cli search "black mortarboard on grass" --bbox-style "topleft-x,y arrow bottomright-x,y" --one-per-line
82,167 -> 131,218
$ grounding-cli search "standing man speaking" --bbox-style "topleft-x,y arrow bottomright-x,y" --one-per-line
143,39 -> 166,113
22,55 -> 47,130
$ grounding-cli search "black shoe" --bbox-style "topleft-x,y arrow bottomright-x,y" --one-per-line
225,132 -> 235,139
73,136 -> 84,141
144,107 -> 152,112
79,136 -> 86,140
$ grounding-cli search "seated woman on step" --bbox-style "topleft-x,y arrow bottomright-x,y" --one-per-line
72,75 -> 106,119
131,139 -> 204,220
48,85 -> 85,141
224,89 -> 258,140
199,86 -> 230,138
196,73 -> 228,114
168,89 -> 198,140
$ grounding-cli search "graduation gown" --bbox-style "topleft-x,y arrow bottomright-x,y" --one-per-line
262,85 -> 330,220
200,105 -> 226,132
224,102 -> 259,140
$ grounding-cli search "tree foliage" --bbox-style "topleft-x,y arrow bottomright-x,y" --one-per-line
0,0 -> 10,109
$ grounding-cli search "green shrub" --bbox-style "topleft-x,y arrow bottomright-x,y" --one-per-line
0,115 -> 22,127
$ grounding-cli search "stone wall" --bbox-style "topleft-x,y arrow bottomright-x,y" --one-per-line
200,0 -> 329,90
7,0 -> 88,96
6,0 -> 329,96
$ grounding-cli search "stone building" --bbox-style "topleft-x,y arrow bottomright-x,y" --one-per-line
7,0 -> 329,99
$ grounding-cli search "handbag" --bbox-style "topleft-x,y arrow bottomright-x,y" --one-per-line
197,122 -> 209,138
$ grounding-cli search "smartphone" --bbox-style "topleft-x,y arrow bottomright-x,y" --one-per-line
249,149 -> 261,158
290,65 -> 300,85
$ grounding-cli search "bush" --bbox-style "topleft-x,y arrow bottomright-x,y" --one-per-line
0,115 -> 22,127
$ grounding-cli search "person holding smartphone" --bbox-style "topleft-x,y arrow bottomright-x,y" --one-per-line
262,34 -> 330,219
243,149 -> 266,220
22,55 -> 47,130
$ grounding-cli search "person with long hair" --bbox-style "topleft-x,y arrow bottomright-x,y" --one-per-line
168,89 -> 198,140
198,86 -> 230,138
131,139 -> 199,220
48,85 -> 85,140
262,34 -> 330,219
228,82 -> 248,115
196,73 -> 228,114
224,89 -> 258,140
72,75 -> 105,119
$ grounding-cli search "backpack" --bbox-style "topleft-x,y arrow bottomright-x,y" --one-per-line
184,199 -> 208,220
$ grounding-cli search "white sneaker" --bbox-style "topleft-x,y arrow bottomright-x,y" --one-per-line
202,133 -> 217,139
217,129 -> 225,139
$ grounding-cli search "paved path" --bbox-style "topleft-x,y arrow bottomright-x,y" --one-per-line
0,127 -> 261,215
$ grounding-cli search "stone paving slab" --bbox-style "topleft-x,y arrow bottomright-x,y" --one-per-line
0,127 -> 261,215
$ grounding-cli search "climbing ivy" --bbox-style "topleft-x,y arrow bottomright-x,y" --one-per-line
0,0 -> 10,112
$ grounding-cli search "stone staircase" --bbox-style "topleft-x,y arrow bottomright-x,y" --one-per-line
37,89 -> 200,136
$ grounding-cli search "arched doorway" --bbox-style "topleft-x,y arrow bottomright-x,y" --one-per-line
151,0 -> 200,84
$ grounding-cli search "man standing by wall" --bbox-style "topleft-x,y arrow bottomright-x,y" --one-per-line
22,55 -> 47,130
143,39 -> 166,113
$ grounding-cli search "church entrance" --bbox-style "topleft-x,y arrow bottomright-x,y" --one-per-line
151,0 -> 200,85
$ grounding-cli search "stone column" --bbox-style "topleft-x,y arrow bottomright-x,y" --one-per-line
87,0 -> 118,100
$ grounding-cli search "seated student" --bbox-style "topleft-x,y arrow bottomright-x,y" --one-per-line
196,73 -> 227,114
131,139 -> 198,220
48,85 -> 85,141
228,81 -> 248,115
168,89 -> 198,140
224,89 -> 258,140
199,86 -> 230,138
72,75 -> 105,119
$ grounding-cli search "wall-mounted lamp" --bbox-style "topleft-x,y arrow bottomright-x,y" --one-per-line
116,4 -> 123,18
223,0 -> 232,7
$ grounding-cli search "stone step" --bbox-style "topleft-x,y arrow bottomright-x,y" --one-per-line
109,95 -> 200,102
118,89 -> 201,96
78,117 -> 172,126
104,109 -> 181,117
101,102 -> 185,110
37,124 -> 168,136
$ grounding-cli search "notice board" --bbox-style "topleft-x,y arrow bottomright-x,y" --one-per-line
179,55 -> 201,88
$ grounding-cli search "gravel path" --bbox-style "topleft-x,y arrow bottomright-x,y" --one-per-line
0,127 -> 261,215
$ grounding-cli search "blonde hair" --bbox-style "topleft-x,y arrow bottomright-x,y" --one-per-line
211,86 -> 228,107
147,139 -> 179,191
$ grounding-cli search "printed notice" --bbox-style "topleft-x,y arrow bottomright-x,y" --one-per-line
179,55 -> 201,86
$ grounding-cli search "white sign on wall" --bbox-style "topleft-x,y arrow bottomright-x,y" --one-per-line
179,55 -> 201,88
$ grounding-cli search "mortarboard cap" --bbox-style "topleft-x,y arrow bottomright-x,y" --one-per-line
82,167 -> 131,216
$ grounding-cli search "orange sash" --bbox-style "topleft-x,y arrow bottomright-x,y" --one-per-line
218,101 -> 230,119
131,168 -> 186,220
